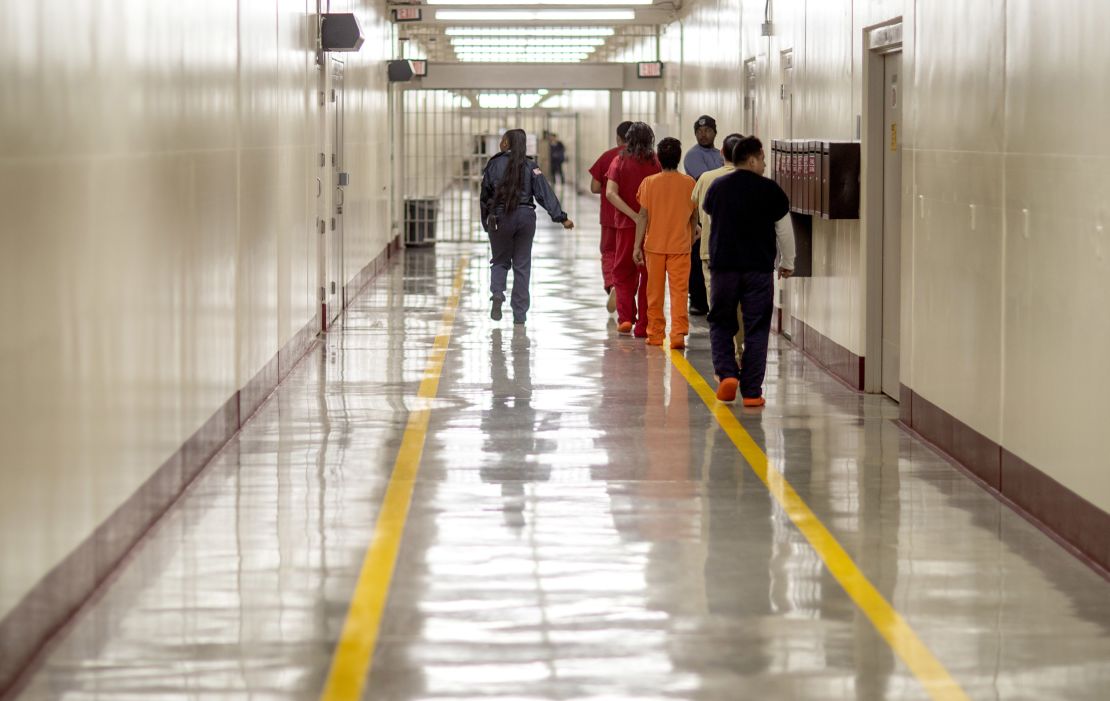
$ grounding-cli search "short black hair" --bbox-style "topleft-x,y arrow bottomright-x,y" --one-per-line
657,137 -> 682,170
721,132 -> 744,162
616,121 -> 633,141
730,136 -> 763,165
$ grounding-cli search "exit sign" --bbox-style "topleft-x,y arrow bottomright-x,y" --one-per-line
393,7 -> 422,22
637,61 -> 663,78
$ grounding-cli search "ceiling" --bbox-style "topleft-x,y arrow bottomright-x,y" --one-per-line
391,1 -> 677,63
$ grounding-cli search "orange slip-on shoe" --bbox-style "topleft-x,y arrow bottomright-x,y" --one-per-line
670,337 -> 685,350
716,378 -> 738,402
645,337 -> 664,346
618,321 -> 633,335
742,396 -> 766,407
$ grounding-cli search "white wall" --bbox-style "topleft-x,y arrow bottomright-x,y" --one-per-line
669,0 -> 1110,513
0,0 -> 394,618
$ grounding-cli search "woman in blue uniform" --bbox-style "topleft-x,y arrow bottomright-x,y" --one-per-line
481,129 -> 574,325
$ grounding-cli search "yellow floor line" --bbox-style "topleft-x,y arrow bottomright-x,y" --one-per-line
663,348 -> 970,701
319,258 -> 468,701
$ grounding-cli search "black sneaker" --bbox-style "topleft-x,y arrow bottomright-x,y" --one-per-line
513,315 -> 526,325
491,296 -> 503,321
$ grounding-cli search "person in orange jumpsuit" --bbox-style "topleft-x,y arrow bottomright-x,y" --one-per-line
631,137 -> 698,349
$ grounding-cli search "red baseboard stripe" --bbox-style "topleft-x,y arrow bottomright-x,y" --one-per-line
0,238 -> 402,699
785,317 -> 865,390
900,385 -> 1110,580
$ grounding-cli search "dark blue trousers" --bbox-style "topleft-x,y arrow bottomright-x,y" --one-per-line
488,208 -> 537,322
708,270 -> 774,398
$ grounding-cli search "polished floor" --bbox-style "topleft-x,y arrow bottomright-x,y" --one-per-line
15,195 -> 1110,700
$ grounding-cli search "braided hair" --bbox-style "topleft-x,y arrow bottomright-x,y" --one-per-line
494,128 -> 528,214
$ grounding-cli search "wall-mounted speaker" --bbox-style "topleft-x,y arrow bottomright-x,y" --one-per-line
321,13 -> 364,52
387,60 -> 415,82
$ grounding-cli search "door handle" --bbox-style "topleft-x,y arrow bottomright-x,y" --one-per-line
316,178 -> 322,197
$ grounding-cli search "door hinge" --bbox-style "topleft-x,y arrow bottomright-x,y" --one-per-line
330,89 -> 336,103
331,153 -> 336,166
780,84 -> 786,99
317,219 -> 326,235
318,152 -> 325,167
330,217 -> 336,231
330,281 -> 337,294
318,286 -> 326,302
318,91 -> 325,106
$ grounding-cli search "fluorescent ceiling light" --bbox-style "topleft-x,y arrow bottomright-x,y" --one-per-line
451,37 -> 606,46
455,51 -> 595,58
431,0 -> 648,4
436,10 -> 636,21
459,53 -> 591,62
445,26 -> 616,36
455,46 -> 594,52
456,51 -> 592,57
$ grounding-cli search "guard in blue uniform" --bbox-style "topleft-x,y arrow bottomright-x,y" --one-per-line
481,128 -> 575,325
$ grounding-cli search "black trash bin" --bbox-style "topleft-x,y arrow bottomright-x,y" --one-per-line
404,198 -> 437,247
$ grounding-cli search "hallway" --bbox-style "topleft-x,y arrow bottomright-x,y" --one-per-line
13,197 -> 1110,700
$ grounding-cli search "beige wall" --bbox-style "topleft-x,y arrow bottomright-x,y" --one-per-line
572,90 -> 614,196
0,0 -> 394,617
671,0 -> 1110,512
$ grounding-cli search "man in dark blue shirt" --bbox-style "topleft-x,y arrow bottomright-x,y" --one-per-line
703,136 -> 792,405
682,115 -> 725,315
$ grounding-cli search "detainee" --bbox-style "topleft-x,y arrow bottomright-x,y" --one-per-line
605,122 -> 661,337
631,137 -> 697,349
702,136 -> 794,405
682,115 -> 725,316
588,120 -> 633,313
480,128 -> 574,325
692,132 -> 744,353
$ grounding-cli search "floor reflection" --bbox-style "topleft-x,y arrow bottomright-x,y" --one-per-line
480,326 -> 552,532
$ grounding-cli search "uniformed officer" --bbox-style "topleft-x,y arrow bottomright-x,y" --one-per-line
480,128 -> 574,325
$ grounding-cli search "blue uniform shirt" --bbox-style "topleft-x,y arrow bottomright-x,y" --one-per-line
683,144 -> 725,182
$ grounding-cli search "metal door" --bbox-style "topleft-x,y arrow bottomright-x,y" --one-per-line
780,50 -> 793,139
881,52 -> 903,399
400,90 -> 581,243
743,59 -> 758,137
778,50 -> 794,338
328,58 -> 346,324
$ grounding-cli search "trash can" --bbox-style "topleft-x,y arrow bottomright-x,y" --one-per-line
404,198 -> 437,247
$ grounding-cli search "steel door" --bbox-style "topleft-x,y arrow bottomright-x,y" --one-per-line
881,52 -> 903,399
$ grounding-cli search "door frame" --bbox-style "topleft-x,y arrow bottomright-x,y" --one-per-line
777,49 -> 794,338
329,57 -> 346,321
862,18 -> 905,395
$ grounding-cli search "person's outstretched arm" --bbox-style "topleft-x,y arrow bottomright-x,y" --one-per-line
532,167 -> 574,229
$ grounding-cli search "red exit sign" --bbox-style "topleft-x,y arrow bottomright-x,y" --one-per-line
637,61 -> 663,78
393,7 -> 422,22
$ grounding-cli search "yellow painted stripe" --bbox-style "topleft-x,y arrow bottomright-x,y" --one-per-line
320,258 -> 469,701
663,348 -> 971,701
